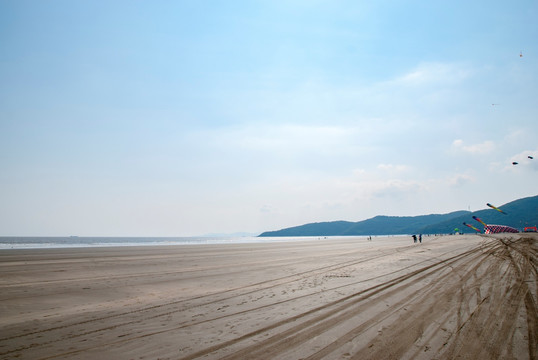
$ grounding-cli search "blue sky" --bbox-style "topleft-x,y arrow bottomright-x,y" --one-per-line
1,1 -> 537,236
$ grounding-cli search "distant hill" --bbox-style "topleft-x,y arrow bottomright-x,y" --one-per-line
258,195 -> 538,237
259,211 -> 469,237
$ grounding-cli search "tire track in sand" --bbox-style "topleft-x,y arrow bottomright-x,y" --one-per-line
178,244 -> 489,360
0,243 -> 428,358
177,236 -> 536,360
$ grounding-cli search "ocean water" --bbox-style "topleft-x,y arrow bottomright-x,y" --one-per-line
0,236 -> 349,249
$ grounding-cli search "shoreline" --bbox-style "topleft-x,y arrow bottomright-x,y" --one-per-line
0,235 -> 373,250
0,234 -> 421,250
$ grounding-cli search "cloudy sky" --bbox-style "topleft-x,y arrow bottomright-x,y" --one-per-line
1,1 -> 537,236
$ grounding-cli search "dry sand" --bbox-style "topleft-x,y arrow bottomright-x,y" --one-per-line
0,233 -> 536,360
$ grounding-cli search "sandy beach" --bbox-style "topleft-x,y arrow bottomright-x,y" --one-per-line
0,233 -> 536,360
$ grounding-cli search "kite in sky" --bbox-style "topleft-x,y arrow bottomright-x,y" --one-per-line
472,216 -> 487,227
464,222 -> 481,233
512,155 -> 534,165
487,203 -> 507,214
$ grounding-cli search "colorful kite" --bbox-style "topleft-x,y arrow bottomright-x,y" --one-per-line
486,203 -> 507,214
484,224 -> 518,234
472,216 -> 487,227
464,222 -> 481,233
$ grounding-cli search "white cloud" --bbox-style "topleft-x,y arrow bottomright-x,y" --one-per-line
452,139 -> 464,147
238,123 -> 354,152
259,204 -> 275,213
377,163 -> 410,173
370,179 -> 423,198
452,139 -> 494,154
351,168 -> 367,177
390,62 -> 472,87
448,173 -> 474,187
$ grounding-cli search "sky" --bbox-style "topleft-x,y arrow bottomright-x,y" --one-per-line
1,1 -> 537,237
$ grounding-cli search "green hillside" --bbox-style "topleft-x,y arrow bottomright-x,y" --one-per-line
258,195 -> 538,237
258,221 -> 355,237
259,211 -> 468,237
341,212 -> 469,235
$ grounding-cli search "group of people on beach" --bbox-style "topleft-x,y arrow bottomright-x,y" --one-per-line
412,234 -> 422,243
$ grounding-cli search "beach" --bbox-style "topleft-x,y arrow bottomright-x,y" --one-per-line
1,234 -> 536,360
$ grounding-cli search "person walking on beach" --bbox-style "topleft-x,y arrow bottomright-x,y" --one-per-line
419,234 -> 422,243
412,235 -> 417,243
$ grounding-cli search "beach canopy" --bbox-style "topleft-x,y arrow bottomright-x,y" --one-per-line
484,224 -> 519,234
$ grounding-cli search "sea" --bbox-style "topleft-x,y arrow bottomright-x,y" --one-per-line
0,236 -> 350,250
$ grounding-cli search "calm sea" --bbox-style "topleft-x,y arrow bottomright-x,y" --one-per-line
0,236 -> 344,249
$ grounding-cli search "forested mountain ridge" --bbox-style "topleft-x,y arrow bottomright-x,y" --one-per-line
259,195 -> 538,236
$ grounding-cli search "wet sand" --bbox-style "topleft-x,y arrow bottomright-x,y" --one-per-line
1,233 -> 536,359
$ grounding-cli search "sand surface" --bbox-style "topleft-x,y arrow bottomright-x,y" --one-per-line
1,234 -> 536,360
